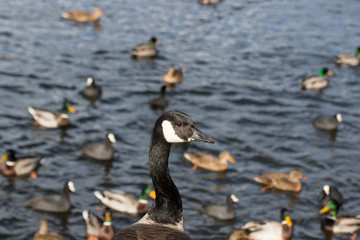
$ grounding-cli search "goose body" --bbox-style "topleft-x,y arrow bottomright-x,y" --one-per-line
162,65 -> 185,84
335,47 -> 360,66
183,151 -> 235,171
111,111 -> 215,240
131,37 -> 160,58
82,209 -> 114,240
33,218 -> 64,240
82,77 -> 102,102
312,113 -> 342,131
300,68 -> 333,90
80,133 -> 116,161
198,194 -> 238,221
62,7 -> 104,23
149,86 -> 168,110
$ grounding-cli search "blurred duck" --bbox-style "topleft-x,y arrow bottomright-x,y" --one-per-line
318,185 -> 343,209
1,149 -> 43,178
335,47 -> 360,66
82,77 -> 102,102
253,169 -> 307,192
149,86 -> 168,110
229,208 -> 293,240
162,65 -> 185,85
94,185 -> 156,215
28,100 -> 75,128
300,67 -> 334,90
27,181 -> 75,213
61,7 -> 104,23
33,218 -> 64,240
82,209 -> 115,240
199,0 -> 222,5
80,133 -> 116,161
183,151 -> 235,172
131,37 -> 160,58
198,194 -> 238,221
312,113 -> 342,131
319,200 -> 360,235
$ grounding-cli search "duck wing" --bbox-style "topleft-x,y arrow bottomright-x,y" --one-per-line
14,156 -> 42,176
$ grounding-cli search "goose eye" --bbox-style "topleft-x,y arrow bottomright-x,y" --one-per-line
175,122 -> 182,127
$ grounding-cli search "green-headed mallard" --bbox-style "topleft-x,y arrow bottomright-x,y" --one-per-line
229,208 -> 293,240
82,209 -> 115,240
300,67 -> 334,90
33,218 -> 65,240
162,65 -> 185,85
82,77 -> 102,102
149,86 -> 168,110
318,185 -> 343,209
94,185 -> 156,215
253,169 -> 307,192
312,113 -> 342,131
183,151 -> 235,172
131,37 -> 160,58
1,149 -> 43,178
28,100 -> 75,129
80,133 -> 116,161
61,7 -> 104,23
198,194 -> 239,221
335,47 -> 360,66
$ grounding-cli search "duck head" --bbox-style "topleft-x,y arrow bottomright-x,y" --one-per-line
319,68 -> 334,77
1,149 -> 16,166
319,200 -> 339,217
281,208 -> 293,227
61,100 -> 76,114
139,184 -> 156,200
149,37 -> 160,45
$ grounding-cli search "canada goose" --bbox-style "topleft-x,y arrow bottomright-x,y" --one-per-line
28,100 -> 76,128
61,7 -> 104,23
198,194 -> 239,221
81,77 -> 102,102
80,133 -> 116,161
149,86 -> 168,110
318,185 -> 343,209
131,37 -> 160,58
253,169 -> 307,192
183,151 -> 235,171
33,218 -> 64,240
312,113 -> 342,131
300,67 -> 334,90
162,65 -> 185,85
82,209 -> 114,240
335,47 -> 360,66
111,111 -> 215,240
1,149 -> 43,178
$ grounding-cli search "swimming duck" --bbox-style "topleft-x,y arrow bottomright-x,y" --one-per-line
94,185 -> 156,215
61,7 -> 104,23
131,37 -> 160,58
312,113 -> 342,131
33,218 -> 65,240
319,200 -> 360,234
229,208 -> 293,240
80,133 -> 116,161
111,111 -> 215,240
82,209 -> 115,240
82,77 -> 102,102
198,194 -> 239,221
162,65 -> 185,85
1,149 -> 43,178
253,169 -> 307,192
199,0 -> 222,6
149,86 -> 168,110
300,67 -> 334,90
318,185 -> 343,209
27,181 -> 75,213
28,101 -> 76,129
183,151 -> 235,172
335,47 -> 360,66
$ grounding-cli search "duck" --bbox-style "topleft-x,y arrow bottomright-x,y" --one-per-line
162,65 -> 185,85
149,86 -> 168,110
183,151 -> 235,172
28,100 -> 76,129
61,7 -> 104,23
1,149 -> 43,178
335,47 -> 360,66
82,209 -> 115,240
33,218 -> 65,240
80,133 -> 116,161
312,113 -> 342,131
229,208 -> 293,240
199,0 -> 222,6
300,67 -> 334,90
253,169 -> 307,192
111,111 -> 215,240
131,37 -> 160,58
318,185 -> 343,209
94,185 -> 156,215
27,181 -> 75,213
197,194 -> 239,221
319,200 -> 360,234
81,77 -> 102,102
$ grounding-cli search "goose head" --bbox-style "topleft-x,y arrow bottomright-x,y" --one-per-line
86,77 -> 95,87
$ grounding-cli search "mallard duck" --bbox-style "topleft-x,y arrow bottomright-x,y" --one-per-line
33,218 -> 65,240
319,200 -> 360,234
82,77 -> 102,102
94,185 -> 156,215
111,111 -> 215,240
318,185 -> 343,209
131,37 -> 160,58
28,100 -> 76,128
253,169 -> 307,192
199,0 -> 222,6
61,7 -> 104,23
82,209 -> 114,240
27,181 -> 75,213
80,133 -> 116,161
1,149 -> 43,178
300,67 -> 334,90
162,65 -> 185,85
335,47 -> 360,66
149,86 -> 168,110
229,208 -> 293,240
312,113 -> 342,131
183,151 -> 235,172
198,194 -> 239,221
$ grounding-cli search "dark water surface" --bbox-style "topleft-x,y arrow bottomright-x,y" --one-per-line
1,0 -> 360,239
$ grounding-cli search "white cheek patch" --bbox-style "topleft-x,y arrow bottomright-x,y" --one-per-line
162,120 -> 185,143
108,133 -> 116,143
68,181 -> 76,192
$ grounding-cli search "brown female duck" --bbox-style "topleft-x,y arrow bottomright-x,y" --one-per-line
33,218 -> 64,240
183,151 -> 235,171
62,7 -> 104,23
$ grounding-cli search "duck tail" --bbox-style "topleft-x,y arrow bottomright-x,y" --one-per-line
82,210 -> 90,221
28,106 -> 36,116
61,12 -> 71,19
334,56 -> 342,64
253,176 -> 263,184
94,191 -> 105,201
183,153 -> 191,160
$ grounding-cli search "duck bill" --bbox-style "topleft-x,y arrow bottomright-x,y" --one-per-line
319,205 -> 330,214
327,71 -> 334,76
0,155 -> 7,162
68,105 -> 76,113
188,128 -> 215,144
301,174 -> 308,179
149,190 -> 156,199
155,40 -> 161,45
227,156 -> 236,163
285,216 -> 293,227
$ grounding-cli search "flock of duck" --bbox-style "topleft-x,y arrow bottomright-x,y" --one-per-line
2,2 -> 360,240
